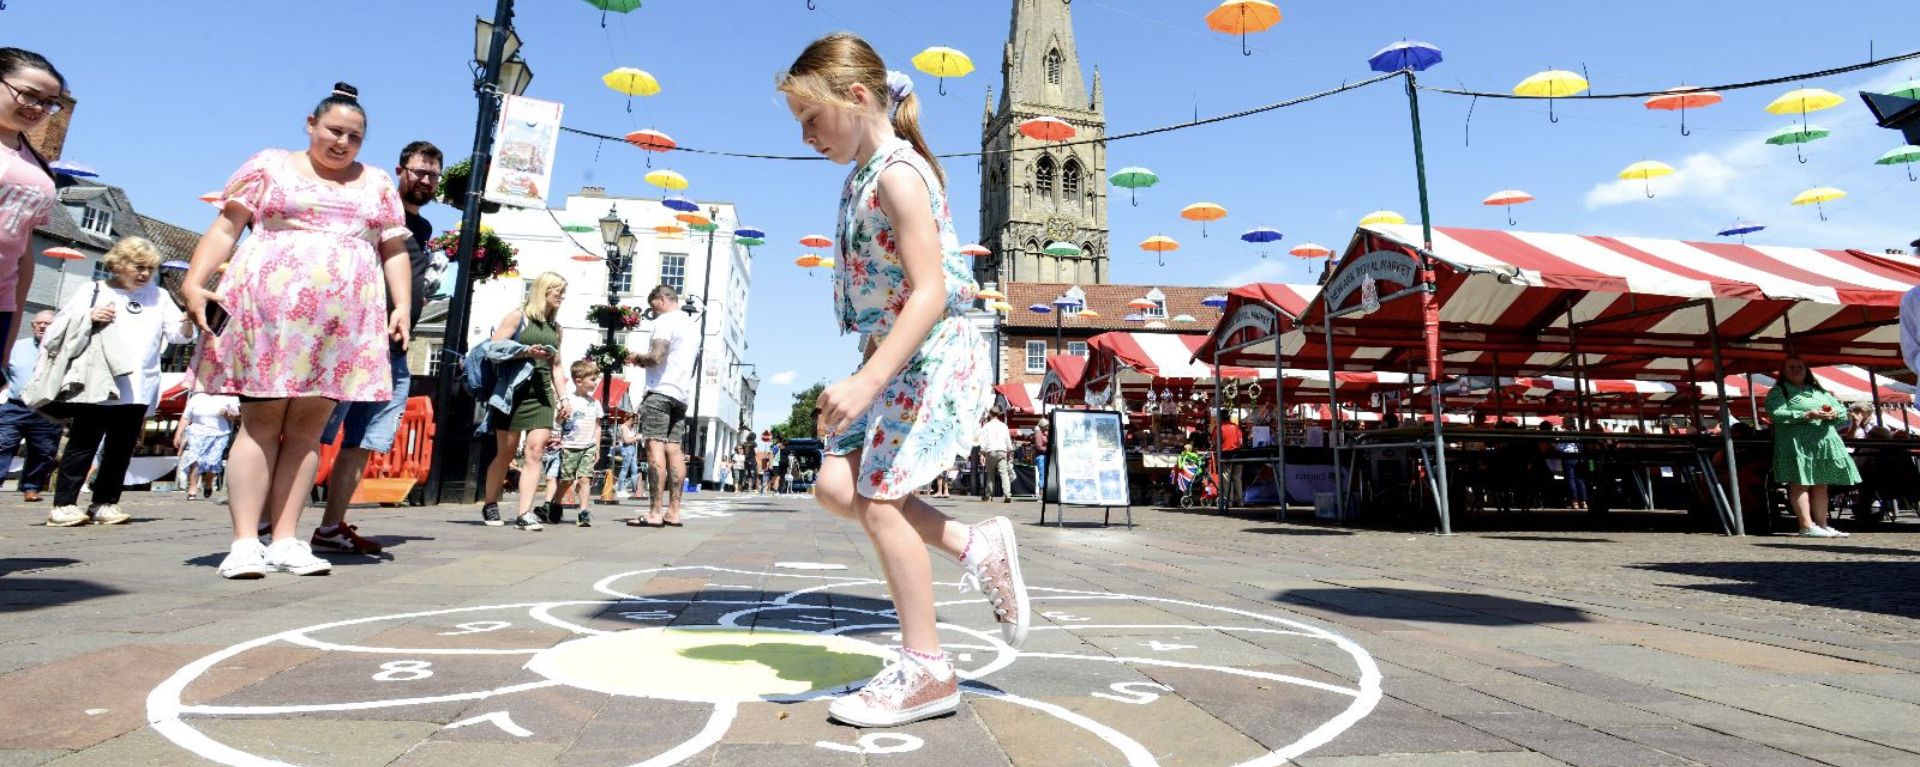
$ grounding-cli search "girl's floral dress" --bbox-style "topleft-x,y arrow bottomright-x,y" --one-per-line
828,138 -> 992,500
193,149 -> 408,401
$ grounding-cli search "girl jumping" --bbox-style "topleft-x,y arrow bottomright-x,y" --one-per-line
780,33 -> 1031,728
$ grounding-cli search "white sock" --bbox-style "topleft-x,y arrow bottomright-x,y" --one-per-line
899,646 -> 954,680
958,526 -> 987,570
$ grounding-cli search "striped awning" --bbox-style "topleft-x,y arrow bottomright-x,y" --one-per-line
994,382 -> 1043,415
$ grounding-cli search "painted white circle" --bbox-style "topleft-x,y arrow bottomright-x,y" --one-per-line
527,626 -> 890,704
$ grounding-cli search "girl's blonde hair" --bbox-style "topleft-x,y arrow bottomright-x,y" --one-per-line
523,271 -> 566,323
778,32 -> 944,188
102,236 -> 162,273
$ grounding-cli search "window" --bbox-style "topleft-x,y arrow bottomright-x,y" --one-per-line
660,253 -> 686,293
1045,48 -> 1063,86
1146,300 -> 1167,319
1068,341 -> 1088,357
425,343 -> 443,376
1034,156 -> 1055,201
91,260 -> 110,281
80,206 -> 112,236
611,261 -> 632,294
1061,302 -> 1081,318
1061,160 -> 1081,209
1025,340 -> 1047,373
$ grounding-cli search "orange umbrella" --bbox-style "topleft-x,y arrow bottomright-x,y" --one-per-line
1139,234 -> 1179,266
1018,116 -> 1076,142
959,243 -> 991,257
1127,297 -> 1158,310
1643,87 -> 1722,136
624,129 -> 676,167
1481,189 -> 1535,226
571,253 -> 601,262
653,224 -> 685,237
1205,0 -> 1282,57
675,212 -> 712,227
795,254 -> 823,268
42,246 -> 85,260
799,234 -> 833,248
1289,242 -> 1333,258
1179,202 -> 1228,238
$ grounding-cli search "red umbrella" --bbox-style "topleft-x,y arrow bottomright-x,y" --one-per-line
799,234 -> 833,248
624,129 -> 676,167
43,247 -> 85,260
1018,117 -> 1076,142
959,243 -> 991,257
1643,87 -> 1723,136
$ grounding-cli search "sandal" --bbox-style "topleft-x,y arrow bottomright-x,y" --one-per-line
625,518 -> 654,528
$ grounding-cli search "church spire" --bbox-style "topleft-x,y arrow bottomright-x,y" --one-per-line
1091,66 -> 1103,111
1005,0 -> 1088,111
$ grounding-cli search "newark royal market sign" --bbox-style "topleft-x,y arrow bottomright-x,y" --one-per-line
1324,249 -> 1421,313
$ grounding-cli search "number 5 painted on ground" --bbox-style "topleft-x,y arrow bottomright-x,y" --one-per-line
1092,681 -> 1172,704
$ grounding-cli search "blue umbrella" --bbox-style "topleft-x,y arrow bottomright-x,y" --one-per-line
1368,40 -> 1443,73
733,226 -> 765,240
160,260 -> 189,270
1716,219 -> 1766,242
1027,303 -> 1052,314
1122,313 -> 1145,322
1240,225 -> 1283,257
662,195 -> 699,212
1202,294 -> 1229,309
48,160 -> 98,178
1052,295 -> 1082,309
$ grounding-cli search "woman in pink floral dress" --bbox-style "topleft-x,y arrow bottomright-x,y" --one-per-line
781,34 -> 1029,729
182,83 -> 414,580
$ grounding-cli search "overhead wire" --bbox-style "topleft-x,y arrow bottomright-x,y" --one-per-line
1420,48 -> 1920,100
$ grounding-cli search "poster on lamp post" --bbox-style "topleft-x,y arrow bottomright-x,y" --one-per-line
485,95 -> 563,209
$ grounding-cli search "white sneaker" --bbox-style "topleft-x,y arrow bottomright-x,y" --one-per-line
47,505 -> 88,527
1798,526 -> 1841,538
264,539 -> 332,576
218,539 -> 268,579
1820,525 -> 1851,538
827,652 -> 961,728
88,504 -> 130,525
960,516 -> 1032,649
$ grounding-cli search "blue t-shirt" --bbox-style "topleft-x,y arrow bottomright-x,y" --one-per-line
5,337 -> 37,399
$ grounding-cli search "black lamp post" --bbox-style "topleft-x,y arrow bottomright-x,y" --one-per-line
686,205 -> 725,486
597,205 -> 637,492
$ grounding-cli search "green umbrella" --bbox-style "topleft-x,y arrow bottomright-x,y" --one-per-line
562,224 -> 596,233
1765,124 -> 1829,163
1889,81 -> 1920,100
1875,144 -> 1920,181
583,0 -> 641,27
1043,241 -> 1082,257
1108,166 -> 1158,207
689,221 -> 719,233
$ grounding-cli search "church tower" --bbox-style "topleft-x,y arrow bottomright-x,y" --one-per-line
977,0 -> 1109,287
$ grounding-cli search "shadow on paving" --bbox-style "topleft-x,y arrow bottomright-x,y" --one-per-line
1632,561 -> 1920,619
1754,543 -> 1920,557
1276,587 -> 1595,625
1482,535 -> 1617,543
1238,526 -> 1357,536
0,560 -> 123,612
0,557 -> 78,576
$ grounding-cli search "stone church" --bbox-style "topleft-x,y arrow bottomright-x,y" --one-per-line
977,0 -> 1109,288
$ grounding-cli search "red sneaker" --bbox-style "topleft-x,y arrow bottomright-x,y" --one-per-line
311,524 -> 383,554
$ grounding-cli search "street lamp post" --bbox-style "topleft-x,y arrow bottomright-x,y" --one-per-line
597,206 -> 637,492
425,0 -> 528,505
686,205 -> 725,487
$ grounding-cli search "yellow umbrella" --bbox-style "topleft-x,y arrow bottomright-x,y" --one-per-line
1078,309 -> 1102,319
1359,210 -> 1406,226
1617,160 -> 1675,198
988,301 -> 1014,313
1513,69 -> 1589,122
976,288 -> 1006,301
1205,0 -> 1282,57
1791,186 -> 1846,221
1140,234 -> 1180,266
602,67 -> 661,112
819,257 -> 836,269
910,46 -> 974,96
645,169 -> 688,191
1766,88 -> 1844,130
1180,202 -> 1228,237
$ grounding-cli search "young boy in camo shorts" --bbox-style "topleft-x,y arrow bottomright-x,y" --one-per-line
554,359 -> 603,527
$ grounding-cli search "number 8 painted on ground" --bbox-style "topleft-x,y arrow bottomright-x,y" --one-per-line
373,660 -> 434,681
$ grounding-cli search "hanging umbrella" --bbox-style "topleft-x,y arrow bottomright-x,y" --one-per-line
1617,160 -> 1675,199
1144,320 -> 1169,329
1201,294 -> 1229,309
1791,186 -> 1846,221
47,160 -> 97,178
1079,309 -> 1103,319
1139,234 -> 1179,266
1108,166 -> 1158,207
910,46 -> 974,96
819,257 -> 836,269
736,236 -> 765,250
959,243 -> 991,257
644,169 -> 688,190
1180,202 -> 1228,237
198,190 -> 222,207
1018,116 -> 1076,142
662,195 -> 699,212
161,260 -> 189,270
1482,189 -> 1535,226
624,129 -> 675,167
734,226 -> 765,240
1028,303 -> 1053,314
571,253 -> 602,263
1123,313 -> 1146,322
1512,69 -> 1589,123
582,0 -> 641,27
1043,241 -> 1082,257
988,301 -> 1014,313
799,234 -> 833,248
1890,81 -> 1920,100
688,221 -> 718,233
976,288 -> 1006,301
1715,219 -> 1766,242
603,67 -> 661,113
562,224 -> 596,233
1204,0 -> 1282,57
795,254 -> 823,268
1240,225 -> 1283,257
1765,88 -> 1843,131
43,246 -> 84,260
1171,314 -> 1198,324
1290,242 -> 1332,258
1127,298 -> 1158,312
652,224 -> 685,236
1875,144 -> 1920,181
676,212 -> 712,227
1359,210 -> 1406,226
1765,124 -> 1830,164
1643,87 -> 1722,136
1368,40 -> 1443,73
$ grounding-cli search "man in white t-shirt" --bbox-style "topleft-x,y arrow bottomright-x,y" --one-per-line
628,284 -> 698,527
978,412 -> 1013,502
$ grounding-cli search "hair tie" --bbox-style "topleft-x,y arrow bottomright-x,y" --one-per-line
331,88 -> 356,101
885,70 -> 914,109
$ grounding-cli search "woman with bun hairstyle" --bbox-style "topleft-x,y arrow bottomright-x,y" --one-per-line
182,83 -> 414,579
0,48 -> 65,368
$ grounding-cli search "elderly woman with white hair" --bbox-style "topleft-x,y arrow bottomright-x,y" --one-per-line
42,236 -> 194,527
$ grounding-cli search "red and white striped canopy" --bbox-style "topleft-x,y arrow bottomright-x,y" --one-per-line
1037,354 -> 1088,406
1195,282 -> 1319,365
1272,225 -> 1919,380
994,382 -> 1042,415
1084,331 -> 1267,406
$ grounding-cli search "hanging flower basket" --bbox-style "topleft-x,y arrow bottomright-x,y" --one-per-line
435,158 -> 502,214
585,342 -> 633,372
428,224 -> 519,283
588,303 -> 644,330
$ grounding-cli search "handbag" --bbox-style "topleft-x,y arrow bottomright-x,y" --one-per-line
21,282 -> 103,411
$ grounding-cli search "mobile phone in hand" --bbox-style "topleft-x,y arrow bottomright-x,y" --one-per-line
204,302 -> 231,336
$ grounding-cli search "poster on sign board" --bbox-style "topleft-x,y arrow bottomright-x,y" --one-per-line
485,95 -> 563,209
1048,410 -> 1129,507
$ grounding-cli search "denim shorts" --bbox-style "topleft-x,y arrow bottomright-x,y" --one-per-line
321,352 -> 410,453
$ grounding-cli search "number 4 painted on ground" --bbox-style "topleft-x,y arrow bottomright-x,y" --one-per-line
816,733 -> 924,754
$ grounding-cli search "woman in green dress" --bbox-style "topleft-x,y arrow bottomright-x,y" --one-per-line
1765,357 -> 1860,538
480,271 -> 571,531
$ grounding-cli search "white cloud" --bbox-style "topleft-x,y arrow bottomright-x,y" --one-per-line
1214,259 -> 1297,288
768,370 -> 797,386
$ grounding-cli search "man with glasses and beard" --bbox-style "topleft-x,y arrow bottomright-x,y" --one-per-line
310,141 -> 443,555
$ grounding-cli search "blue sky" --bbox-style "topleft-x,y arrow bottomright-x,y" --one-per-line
8,1 -> 1918,433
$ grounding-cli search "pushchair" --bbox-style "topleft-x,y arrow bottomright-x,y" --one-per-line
1173,451 -> 1220,509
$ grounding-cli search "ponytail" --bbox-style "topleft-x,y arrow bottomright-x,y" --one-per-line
890,91 -> 945,189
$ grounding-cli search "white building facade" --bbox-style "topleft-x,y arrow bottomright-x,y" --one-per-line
474,188 -> 755,486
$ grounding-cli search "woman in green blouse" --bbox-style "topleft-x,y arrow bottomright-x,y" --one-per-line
1765,357 -> 1860,538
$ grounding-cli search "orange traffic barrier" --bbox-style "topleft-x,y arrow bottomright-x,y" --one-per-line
314,396 -> 435,504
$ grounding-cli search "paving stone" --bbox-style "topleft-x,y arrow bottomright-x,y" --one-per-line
192,718 -> 441,766
1635,698 -> 1920,767
1666,683 -> 1920,752
0,750 -> 64,767
1296,753 -> 1574,767
1605,724 -> 1828,767
0,644 -> 236,751
389,740 -> 568,766
1451,712 -> 1693,767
